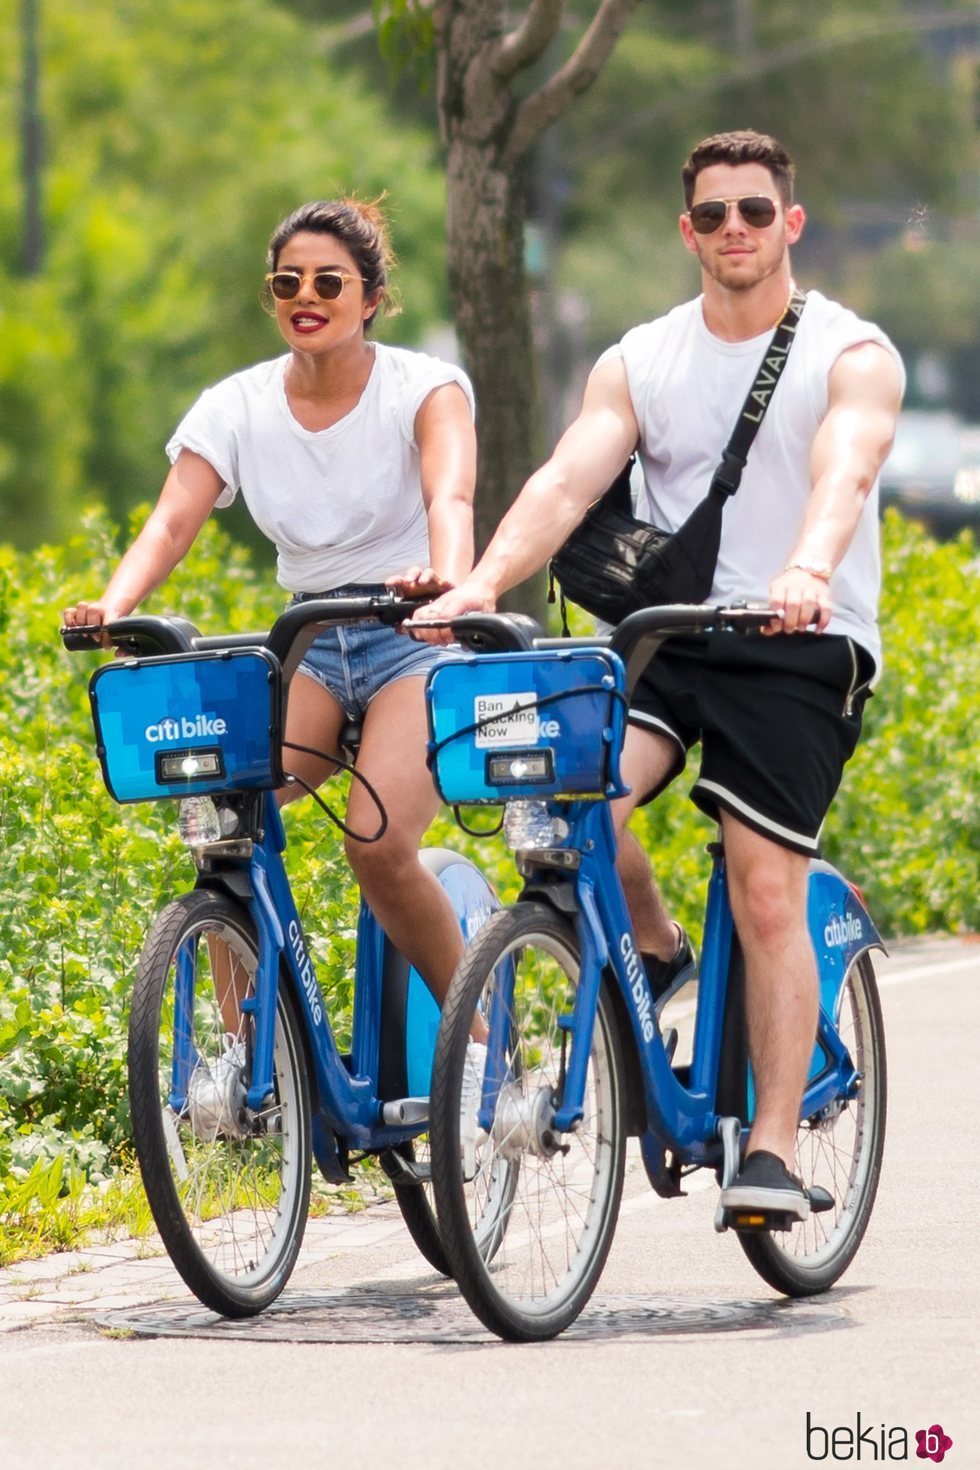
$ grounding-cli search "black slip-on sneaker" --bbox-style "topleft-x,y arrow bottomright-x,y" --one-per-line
642,927 -> 697,1010
720,1149 -> 810,1222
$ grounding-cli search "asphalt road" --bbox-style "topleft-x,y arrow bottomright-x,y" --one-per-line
0,937 -> 976,1470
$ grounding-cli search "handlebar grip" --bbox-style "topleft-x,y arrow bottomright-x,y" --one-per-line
415,612 -> 543,652
60,625 -> 108,651
60,615 -> 200,655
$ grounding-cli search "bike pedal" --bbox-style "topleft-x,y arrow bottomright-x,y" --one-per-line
724,1207 -> 795,1234
379,1150 -> 431,1187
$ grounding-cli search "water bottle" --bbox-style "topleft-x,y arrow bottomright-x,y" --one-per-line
178,795 -> 222,847
503,799 -> 555,851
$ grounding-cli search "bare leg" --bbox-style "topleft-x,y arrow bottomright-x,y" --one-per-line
720,812 -> 817,1171
616,830 -> 683,959
281,671 -> 487,1038
612,724 -> 684,959
344,676 -> 468,1010
278,670 -> 348,802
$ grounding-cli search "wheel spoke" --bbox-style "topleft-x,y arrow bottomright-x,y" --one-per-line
738,954 -> 886,1294
129,895 -> 311,1315
432,904 -> 626,1340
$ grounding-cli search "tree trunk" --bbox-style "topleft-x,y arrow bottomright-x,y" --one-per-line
19,0 -> 44,276
433,0 -> 641,617
445,139 -> 541,558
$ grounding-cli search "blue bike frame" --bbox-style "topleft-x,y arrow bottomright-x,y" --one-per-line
484,796 -> 884,1191
169,791 -> 486,1179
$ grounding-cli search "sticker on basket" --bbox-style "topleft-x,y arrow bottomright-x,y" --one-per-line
473,692 -> 541,748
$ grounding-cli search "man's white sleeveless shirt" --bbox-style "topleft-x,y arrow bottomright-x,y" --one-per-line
600,289 -> 904,669
166,343 -> 474,593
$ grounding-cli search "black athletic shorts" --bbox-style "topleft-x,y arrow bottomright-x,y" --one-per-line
627,631 -> 875,856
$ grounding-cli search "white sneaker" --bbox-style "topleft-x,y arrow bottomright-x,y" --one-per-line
460,1040 -> 487,1178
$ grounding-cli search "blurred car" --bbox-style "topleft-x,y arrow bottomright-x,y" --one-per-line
879,409 -> 980,539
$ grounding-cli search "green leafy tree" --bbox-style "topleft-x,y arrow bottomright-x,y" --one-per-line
0,0 -> 453,550
367,0 -> 977,552
363,1 -> 643,564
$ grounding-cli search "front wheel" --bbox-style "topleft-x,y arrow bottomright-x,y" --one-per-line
128,889 -> 313,1317
431,903 -> 627,1342
739,953 -> 887,1296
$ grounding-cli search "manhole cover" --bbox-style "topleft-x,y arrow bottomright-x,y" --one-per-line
97,1287 -> 845,1344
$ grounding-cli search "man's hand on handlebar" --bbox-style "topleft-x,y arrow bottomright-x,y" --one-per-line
403,576 -> 498,646
766,567 -> 832,635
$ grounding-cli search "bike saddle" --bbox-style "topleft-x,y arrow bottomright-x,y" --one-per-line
338,720 -> 362,764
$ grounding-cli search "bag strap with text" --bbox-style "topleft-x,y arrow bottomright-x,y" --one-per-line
709,284 -> 807,500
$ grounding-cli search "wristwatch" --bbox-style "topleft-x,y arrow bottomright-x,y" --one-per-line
784,557 -> 833,582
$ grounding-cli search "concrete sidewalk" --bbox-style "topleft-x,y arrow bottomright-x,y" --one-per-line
2,934 -> 973,1337
0,1198 -> 412,1333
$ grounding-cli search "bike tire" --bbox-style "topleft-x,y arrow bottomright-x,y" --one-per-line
738,953 -> 887,1296
128,889 -> 312,1317
382,1136 -> 452,1277
431,902 -> 627,1342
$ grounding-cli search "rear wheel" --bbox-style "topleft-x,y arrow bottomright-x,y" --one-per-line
381,1136 -> 451,1276
739,954 -> 887,1295
128,890 -> 312,1317
431,903 -> 627,1341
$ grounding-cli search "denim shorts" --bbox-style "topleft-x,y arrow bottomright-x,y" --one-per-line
291,584 -> 446,722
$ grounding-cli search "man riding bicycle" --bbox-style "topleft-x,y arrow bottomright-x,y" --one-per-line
413,129 -> 904,1225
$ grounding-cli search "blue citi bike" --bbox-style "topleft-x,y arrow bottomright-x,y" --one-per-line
62,592 -> 504,1318
423,602 -> 888,1342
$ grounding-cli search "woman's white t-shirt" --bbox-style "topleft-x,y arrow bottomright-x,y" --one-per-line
165,343 -> 474,593
599,289 -> 904,668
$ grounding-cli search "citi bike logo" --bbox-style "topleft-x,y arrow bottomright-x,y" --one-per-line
144,713 -> 228,743
288,919 -> 324,1027
824,912 -> 864,949
620,933 -> 655,1043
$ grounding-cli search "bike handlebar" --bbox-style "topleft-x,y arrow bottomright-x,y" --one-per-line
60,590 -> 439,681
62,597 -> 778,693
608,602 -> 778,690
415,601 -> 778,694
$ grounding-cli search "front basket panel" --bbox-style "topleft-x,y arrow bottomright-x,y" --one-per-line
89,648 -> 283,802
426,649 -> 626,803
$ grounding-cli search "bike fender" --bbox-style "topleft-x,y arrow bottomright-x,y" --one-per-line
808,859 -> 884,1017
194,869 -> 253,904
372,849 -> 498,1100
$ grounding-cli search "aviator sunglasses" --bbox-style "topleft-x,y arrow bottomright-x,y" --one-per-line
264,269 -> 368,302
687,194 -> 779,235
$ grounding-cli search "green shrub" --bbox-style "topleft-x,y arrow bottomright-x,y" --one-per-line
0,506 -> 975,1261
824,512 -> 979,934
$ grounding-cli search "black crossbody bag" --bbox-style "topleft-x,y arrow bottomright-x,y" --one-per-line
549,287 -> 807,626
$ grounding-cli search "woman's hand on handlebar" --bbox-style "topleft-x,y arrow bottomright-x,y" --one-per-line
402,575 -> 498,646
384,565 -> 454,602
61,599 -> 128,649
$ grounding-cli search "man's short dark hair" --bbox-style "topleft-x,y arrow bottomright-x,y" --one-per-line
682,130 -> 795,209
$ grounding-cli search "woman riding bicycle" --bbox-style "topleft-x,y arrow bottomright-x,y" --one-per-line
63,196 -> 477,1008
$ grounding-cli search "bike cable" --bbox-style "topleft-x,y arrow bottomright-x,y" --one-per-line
280,740 -> 389,843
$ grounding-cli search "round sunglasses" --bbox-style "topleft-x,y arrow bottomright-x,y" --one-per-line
687,195 -> 778,235
264,269 -> 367,302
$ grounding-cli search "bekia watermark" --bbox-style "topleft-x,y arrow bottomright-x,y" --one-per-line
806,1412 -> 954,1462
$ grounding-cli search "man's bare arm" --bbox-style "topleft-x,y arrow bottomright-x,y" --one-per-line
770,341 -> 903,633
412,356 -> 640,626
